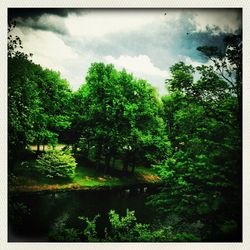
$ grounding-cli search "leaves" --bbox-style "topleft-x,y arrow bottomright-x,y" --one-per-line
149,55 -> 241,240
75,63 -> 170,171
35,150 -> 77,179
49,213 -> 81,242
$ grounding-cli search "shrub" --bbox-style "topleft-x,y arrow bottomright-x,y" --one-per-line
35,150 -> 77,179
79,209 -> 199,242
49,213 -> 81,242
8,200 -> 31,226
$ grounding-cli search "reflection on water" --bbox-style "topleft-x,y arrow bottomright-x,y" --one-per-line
9,186 -> 157,242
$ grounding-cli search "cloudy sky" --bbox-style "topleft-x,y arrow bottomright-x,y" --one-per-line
9,8 -> 242,95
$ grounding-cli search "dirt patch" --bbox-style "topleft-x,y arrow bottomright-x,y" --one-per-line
84,176 -> 92,181
98,177 -> 106,182
139,174 -> 161,183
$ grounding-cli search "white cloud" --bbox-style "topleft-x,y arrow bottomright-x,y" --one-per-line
65,10 -> 160,38
183,56 -> 203,67
177,55 -> 212,68
12,27 -> 78,72
104,54 -> 169,78
10,9 -> 241,95
104,54 -> 169,95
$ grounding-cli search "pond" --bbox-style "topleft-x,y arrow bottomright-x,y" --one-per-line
8,185 -> 159,242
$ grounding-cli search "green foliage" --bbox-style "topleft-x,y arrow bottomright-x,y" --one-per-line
219,220 -> 237,235
8,200 -> 31,226
8,22 -> 72,159
197,32 -> 242,125
105,209 -> 137,241
149,45 -> 241,240
78,209 -> 200,242
104,209 -> 175,242
76,63 -> 170,172
8,56 -> 41,155
35,150 -> 77,179
49,213 -> 81,242
78,214 -> 100,242
8,21 -> 241,242
172,232 -> 200,242
31,69 -> 72,149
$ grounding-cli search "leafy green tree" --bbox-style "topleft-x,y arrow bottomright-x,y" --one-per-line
78,63 -> 170,173
149,57 -> 241,240
77,63 -> 119,170
197,32 -> 242,125
31,69 -> 72,152
8,55 -> 42,159
8,21 -> 72,161
117,74 -> 170,172
63,85 -> 88,153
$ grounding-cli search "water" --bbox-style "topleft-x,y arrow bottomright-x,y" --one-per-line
8,186 -> 157,242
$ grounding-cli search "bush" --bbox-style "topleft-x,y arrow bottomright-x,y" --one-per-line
49,213 -> 81,242
8,199 -> 31,226
79,209 -> 199,242
35,150 -> 77,179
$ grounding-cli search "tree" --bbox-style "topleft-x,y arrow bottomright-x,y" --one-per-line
76,63 -> 170,173
78,63 -> 121,171
8,53 -> 42,159
8,54 -> 72,157
62,85 -> 89,153
8,21 -> 73,161
149,58 -> 241,241
117,74 -> 170,172
197,32 -> 242,126
31,69 -> 72,152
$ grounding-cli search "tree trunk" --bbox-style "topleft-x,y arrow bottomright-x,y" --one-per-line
123,160 -> 128,173
122,154 -> 129,173
111,157 -> 116,169
72,144 -> 77,154
131,165 -> 135,174
86,141 -> 90,158
43,144 -> 45,152
37,143 -> 40,153
96,144 -> 102,170
104,155 -> 111,174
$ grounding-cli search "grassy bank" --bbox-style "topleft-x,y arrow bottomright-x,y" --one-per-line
9,153 -> 161,193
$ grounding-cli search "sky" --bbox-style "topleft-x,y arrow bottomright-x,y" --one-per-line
8,8 -> 242,95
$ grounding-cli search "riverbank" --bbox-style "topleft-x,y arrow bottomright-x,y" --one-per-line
9,160 -> 161,193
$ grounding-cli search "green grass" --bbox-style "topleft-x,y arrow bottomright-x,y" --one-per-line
9,155 -> 161,192
72,166 -> 124,187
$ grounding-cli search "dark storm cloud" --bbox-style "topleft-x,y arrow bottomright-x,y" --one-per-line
15,16 -> 68,35
8,8 -> 86,34
61,10 -> 240,72
12,8 -> 241,93
8,8 -> 83,20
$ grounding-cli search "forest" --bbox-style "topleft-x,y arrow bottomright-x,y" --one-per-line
8,19 -> 242,242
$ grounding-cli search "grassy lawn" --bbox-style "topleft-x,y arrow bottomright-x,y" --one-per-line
9,152 -> 161,193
